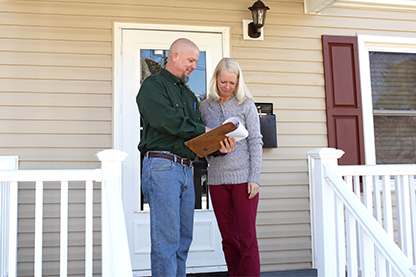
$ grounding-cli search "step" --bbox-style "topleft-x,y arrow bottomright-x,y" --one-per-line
187,269 -> 318,276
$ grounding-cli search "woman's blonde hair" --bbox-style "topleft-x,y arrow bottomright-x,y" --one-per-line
207,58 -> 254,104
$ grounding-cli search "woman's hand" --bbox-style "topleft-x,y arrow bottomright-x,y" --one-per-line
248,182 -> 259,199
219,137 -> 236,154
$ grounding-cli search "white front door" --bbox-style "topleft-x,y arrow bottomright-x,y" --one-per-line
114,23 -> 230,274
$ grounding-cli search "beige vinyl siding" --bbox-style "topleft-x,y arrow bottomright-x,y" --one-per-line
1,0 -> 416,274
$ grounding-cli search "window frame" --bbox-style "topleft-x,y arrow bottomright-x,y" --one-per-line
357,35 -> 416,165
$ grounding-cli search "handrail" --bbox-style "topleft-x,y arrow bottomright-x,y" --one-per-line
326,168 -> 415,277
0,169 -> 102,182
335,164 -> 416,176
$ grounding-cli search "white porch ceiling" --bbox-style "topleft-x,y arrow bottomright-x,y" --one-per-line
304,0 -> 416,14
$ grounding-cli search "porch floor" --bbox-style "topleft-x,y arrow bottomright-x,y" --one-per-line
187,269 -> 318,276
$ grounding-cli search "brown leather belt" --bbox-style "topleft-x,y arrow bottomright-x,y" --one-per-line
146,151 -> 192,167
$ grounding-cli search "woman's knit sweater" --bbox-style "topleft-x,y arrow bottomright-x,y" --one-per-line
199,97 -> 263,185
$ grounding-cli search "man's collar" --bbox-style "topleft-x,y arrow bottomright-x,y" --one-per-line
161,68 -> 183,86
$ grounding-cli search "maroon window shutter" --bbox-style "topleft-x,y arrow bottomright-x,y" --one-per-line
322,35 -> 365,165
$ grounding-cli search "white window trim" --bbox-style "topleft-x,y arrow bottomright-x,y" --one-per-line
357,34 -> 416,165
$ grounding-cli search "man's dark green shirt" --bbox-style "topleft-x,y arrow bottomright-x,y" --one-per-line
136,68 -> 205,160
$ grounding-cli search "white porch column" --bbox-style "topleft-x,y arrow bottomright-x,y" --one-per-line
96,149 -> 128,277
0,156 -> 18,277
308,148 -> 344,277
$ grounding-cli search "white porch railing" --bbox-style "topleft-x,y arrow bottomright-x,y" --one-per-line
0,149 -> 132,277
308,148 -> 416,277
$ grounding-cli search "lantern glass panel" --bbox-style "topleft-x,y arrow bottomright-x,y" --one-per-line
251,10 -> 259,25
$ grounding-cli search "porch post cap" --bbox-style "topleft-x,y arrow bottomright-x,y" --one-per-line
307,147 -> 344,159
96,149 -> 128,162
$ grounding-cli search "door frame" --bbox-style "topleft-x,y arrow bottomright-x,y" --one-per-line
112,23 -> 231,274
113,22 -> 231,150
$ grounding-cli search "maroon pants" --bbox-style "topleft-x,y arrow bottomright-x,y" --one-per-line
209,183 -> 260,277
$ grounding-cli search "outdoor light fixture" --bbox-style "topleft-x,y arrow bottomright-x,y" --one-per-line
248,0 -> 270,38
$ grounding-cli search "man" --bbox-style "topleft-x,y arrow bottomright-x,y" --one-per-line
136,38 -> 235,277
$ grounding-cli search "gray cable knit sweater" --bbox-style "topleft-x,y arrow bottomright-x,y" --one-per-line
199,97 -> 263,185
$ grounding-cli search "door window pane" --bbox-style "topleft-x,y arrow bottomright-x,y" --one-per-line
140,49 -> 207,101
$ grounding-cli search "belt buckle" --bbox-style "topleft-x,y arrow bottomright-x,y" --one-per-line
180,158 -> 191,167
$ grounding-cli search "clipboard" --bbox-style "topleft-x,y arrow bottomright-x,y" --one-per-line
185,122 -> 237,158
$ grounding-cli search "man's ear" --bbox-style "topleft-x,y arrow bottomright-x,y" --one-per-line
171,52 -> 179,62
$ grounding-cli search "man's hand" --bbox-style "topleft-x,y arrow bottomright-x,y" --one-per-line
219,137 -> 236,154
248,182 -> 259,199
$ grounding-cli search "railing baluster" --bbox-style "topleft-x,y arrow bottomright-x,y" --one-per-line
360,230 -> 375,276
352,171 -> 361,271
362,175 -> 373,213
345,174 -> 358,276
85,180 -> 93,277
334,195 -> 345,276
374,175 -> 382,223
373,175 -> 384,276
357,175 -> 370,275
382,175 -> 394,236
382,175 -> 393,276
376,249 -> 387,277
408,175 -> 416,265
396,175 -> 413,262
60,181 -> 68,277
395,176 -> 403,252
353,175 -> 360,198
345,175 -> 352,191
35,181 -> 43,277
345,209 -> 358,277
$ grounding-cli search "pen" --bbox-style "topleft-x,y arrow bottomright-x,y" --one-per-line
194,102 -> 196,111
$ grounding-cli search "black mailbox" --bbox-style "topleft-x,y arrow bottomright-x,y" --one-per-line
255,103 -> 277,148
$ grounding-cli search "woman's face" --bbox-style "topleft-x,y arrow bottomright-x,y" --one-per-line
217,70 -> 238,103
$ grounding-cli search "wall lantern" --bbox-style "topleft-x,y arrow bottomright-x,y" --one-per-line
248,0 -> 270,38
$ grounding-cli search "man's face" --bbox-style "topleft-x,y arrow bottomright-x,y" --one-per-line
175,48 -> 199,83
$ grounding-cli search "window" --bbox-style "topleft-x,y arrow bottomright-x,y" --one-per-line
358,35 -> 416,165
370,52 -> 416,164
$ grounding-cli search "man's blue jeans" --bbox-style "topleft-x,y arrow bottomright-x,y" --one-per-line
141,156 -> 195,277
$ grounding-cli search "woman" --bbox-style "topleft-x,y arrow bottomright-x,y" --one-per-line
199,58 -> 263,276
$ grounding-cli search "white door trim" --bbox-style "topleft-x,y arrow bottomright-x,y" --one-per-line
113,22 -> 231,150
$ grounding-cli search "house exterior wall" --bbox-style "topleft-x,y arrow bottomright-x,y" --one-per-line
0,0 -> 415,274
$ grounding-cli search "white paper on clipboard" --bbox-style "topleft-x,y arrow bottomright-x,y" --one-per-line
223,117 -> 248,141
